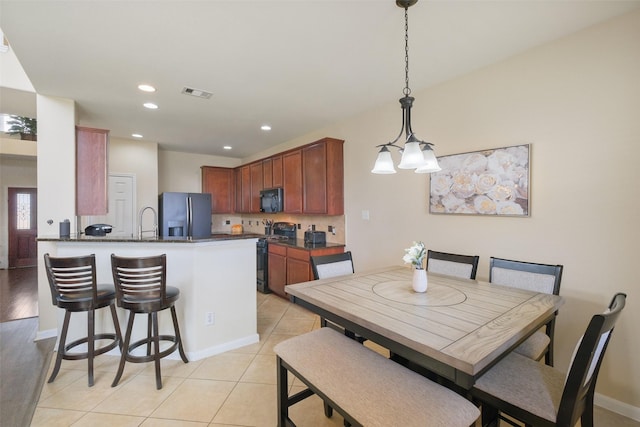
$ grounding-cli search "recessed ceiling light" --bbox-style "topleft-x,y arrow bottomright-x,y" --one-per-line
143,102 -> 158,109
223,146 -> 232,150
138,84 -> 156,92
261,125 -> 271,131
132,133 -> 143,138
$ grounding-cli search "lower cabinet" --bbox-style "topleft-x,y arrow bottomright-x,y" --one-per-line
268,243 -> 344,298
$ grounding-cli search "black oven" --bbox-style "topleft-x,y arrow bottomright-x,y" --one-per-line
256,222 -> 297,293
257,238 -> 269,293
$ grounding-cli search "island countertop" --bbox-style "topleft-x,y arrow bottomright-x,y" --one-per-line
37,232 -> 264,243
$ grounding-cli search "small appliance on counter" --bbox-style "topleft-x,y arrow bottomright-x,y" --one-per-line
85,223 -> 113,236
304,230 -> 326,246
231,224 -> 243,234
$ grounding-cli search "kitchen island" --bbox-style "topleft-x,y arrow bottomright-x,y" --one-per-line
37,233 -> 261,361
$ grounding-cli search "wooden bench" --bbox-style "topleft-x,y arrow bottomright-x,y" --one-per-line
274,327 -> 480,427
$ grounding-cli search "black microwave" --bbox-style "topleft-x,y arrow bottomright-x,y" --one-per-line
260,188 -> 284,213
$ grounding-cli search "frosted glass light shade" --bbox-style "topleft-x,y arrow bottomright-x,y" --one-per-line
415,147 -> 441,173
371,147 -> 397,174
397,142 -> 426,169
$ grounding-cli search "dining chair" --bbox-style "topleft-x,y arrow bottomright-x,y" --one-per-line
310,251 -> 362,341
44,253 -> 122,387
110,253 -> 188,389
471,292 -> 627,427
427,250 -> 480,279
489,257 -> 563,366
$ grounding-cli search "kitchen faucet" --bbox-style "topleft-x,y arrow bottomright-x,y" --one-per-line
138,206 -> 158,239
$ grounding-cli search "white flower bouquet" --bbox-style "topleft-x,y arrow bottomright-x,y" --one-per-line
403,241 -> 426,269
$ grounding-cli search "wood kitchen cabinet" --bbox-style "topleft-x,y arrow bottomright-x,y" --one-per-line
250,162 -> 263,212
268,243 -> 344,298
235,165 -> 251,213
262,158 -> 273,189
283,150 -> 303,213
271,155 -> 283,188
231,136 -> 343,215
302,137 -> 344,215
201,166 -> 234,213
267,244 -> 287,297
76,126 -> 109,215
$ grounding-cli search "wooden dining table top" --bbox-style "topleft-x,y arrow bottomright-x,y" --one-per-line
285,265 -> 564,389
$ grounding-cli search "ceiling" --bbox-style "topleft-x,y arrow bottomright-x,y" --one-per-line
1,1 -> 638,159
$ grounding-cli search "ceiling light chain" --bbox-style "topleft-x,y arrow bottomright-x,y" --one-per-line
371,0 -> 441,175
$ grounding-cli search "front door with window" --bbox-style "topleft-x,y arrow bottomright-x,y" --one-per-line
8,188 -> 38,268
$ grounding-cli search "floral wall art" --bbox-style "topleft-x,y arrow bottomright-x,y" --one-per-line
429,144 -> 530,216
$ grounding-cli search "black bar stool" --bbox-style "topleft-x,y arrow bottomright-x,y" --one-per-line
44,253 -> 122,387
110,253 -> 188,389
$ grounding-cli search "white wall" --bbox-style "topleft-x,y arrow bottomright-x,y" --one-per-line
249,9 -> 640,412
36,94 -> 76,335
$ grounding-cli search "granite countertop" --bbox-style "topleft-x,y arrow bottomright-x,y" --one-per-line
266,238 -> 345,250
38,232 -> 265,243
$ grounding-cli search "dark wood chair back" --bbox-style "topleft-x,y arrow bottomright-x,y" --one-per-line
489,257 -> 563,295
110,254 -> 167,312
426,250 -> 480,280
310,251 -> 354,280
44,253 -> 99,310
557,292 -> 626,426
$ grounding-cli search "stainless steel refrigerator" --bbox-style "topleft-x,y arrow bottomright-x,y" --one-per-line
158,192 -> 212,238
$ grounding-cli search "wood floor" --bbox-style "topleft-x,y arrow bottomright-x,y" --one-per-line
0,266 -> 38,322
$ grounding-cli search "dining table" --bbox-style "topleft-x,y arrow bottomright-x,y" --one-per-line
285,265 -> 564,390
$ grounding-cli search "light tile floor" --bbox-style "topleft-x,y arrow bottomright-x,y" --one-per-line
33,291 -> 639,427
33,292 -> 347,427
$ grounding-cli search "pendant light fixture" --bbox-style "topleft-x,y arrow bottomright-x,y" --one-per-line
371,0 -> 441,175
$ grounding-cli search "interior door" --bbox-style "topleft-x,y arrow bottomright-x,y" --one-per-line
87,174 -> 135,237
8,188 -> 38,268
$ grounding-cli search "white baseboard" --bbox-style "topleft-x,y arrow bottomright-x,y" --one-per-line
35,328 -> 57,341
595,392 -> 640,422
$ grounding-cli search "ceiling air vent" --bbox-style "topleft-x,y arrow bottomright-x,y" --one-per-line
181,87 -> 212,99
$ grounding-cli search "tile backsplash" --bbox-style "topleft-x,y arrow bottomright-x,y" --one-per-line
212,214 -> 345,244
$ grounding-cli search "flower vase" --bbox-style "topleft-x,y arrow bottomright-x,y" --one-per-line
412,268 -> 428,293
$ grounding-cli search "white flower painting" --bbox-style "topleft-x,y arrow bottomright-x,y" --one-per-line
429,144 -> 530,216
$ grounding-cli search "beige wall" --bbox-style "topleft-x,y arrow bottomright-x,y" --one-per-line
248,10 -> 640,411
108,137 -> 158,222
158,149 -> 241,194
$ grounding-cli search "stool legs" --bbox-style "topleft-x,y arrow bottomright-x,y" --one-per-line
112,308 -> 188,390
170,306 -> 188,363
50,305 -> 121,387
48,310 -> 71,385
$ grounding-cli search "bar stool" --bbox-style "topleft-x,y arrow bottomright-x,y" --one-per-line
44,253 -> 122,387
110,253 -> 188,389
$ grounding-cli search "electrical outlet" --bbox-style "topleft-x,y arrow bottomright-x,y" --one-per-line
205,312 -> 215,326
297,223 -> 301,229
225,220 -> 231,225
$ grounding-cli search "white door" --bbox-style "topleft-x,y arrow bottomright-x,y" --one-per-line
89,174 -> 136,237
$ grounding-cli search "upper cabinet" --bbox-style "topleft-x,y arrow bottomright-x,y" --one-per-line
283,150 -> 303,213
76,126 -> 109,215
202,136 -> 344,216
250,162 -> 263,212
302,138 -> 344,215
201,166 -> 235,213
